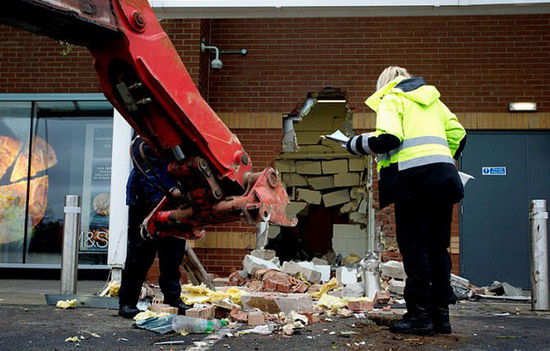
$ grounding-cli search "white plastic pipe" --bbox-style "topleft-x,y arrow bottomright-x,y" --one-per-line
530,199 -> 549,311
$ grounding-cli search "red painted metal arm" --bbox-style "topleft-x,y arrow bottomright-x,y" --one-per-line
0,0 -> 297,238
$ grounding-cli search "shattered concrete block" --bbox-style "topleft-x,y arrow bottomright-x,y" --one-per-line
267,225 -> 281,239
389,279 -> 406,295
299,311 -> 320,324
151,303 -> 178,314
241,292 -> 314,314
349,212 -> 367,224
342,282 -> 365,298
374,290 -> 391,304
322,159 -> 348,174
243,255 -> 280,275
247,311 -> 266,326
381,261 -> 407,280
336,267 -> 358,285
348,300 -> 373,312
186,305 -> 215,319
274,160 -> 295,173
295,160 -> 322,175
286,201 -> 308,218
213,277 -> 230,287
307,176 -> 335,190
282,261 -> 321,283
314,264 -> 331,283
323,189 -> 350,207
334,173 -> 361,187
250,249 -> 276,261
348,158 -> 367,172
297,189 -> 322,205
339,200 -> 359,214
282,173 -> 308,186
312,257 -> 329,265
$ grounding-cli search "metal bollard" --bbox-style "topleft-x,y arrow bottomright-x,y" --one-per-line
61,195 -> 81,295
529,199 -> 549,311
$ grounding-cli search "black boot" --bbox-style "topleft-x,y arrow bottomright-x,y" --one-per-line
432,306 -> 452,334
165,298 -> 192,315
389,304 -> 434,335
118,304 -> 141,318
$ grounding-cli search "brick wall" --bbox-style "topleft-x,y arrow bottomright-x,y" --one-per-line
206,15 -> 550,113
0,19 -> 202,93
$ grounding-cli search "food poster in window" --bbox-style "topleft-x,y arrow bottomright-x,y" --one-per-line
80,124 -> 112,252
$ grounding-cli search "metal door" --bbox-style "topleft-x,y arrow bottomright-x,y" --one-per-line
460,131 -> 550,288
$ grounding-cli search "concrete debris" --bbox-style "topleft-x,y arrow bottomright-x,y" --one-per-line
374,290 -> 391,304
241,293 -> 314,314
381,261 -> 407,280
311,257 -> 328,265
243,255 -> 280,275
262,270 -> 308,293
151,303 -> 178,315
388,279 -> 405,295
250,249 -> 277,261
185,305 -> 215,319
282,261 -> 321,283
336,267 -> 358,285
247,310 -> 266,326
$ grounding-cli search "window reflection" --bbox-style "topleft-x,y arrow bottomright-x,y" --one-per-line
0,98 -> 113,266
0,102 -> 32,263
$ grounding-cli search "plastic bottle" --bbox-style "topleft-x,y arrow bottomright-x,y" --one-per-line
171,316 -> 228,334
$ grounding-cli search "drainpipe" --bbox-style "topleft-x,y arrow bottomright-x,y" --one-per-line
530,199 -> 549,311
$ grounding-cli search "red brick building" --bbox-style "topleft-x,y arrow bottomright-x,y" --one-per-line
1,2 -> 549,287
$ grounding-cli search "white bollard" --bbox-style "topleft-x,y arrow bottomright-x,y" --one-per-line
61,195 -> 81,295
530,199 -> 549,311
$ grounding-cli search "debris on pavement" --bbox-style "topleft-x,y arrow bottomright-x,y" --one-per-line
56,299 -> 77,309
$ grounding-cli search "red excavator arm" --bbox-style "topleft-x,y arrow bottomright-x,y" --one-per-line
1,0 -> 297,239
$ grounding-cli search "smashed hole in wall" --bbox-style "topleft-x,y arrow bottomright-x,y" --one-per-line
267,87 -> 373,265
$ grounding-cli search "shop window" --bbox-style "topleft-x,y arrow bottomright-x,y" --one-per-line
0,97 -> 113,266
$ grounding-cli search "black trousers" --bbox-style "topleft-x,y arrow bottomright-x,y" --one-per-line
118,205 -> 186,306
395,197 -> 457,309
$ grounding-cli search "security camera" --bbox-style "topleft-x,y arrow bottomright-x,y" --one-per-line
211,58 -> 223,70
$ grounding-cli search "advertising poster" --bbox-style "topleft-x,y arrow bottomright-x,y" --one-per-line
80,125 -> 112,252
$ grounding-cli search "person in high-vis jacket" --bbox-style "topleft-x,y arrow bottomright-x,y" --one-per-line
346,66 -> 466,335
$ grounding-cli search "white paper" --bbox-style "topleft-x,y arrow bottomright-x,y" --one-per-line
458,171 -> 475,186
323,130 -> 349,144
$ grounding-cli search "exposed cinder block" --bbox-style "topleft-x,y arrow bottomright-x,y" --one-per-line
322,159 -> 348,174
323,189 -> 350,207
332,224 -> 367,257
297,188 -> 322,205
296,131 -> 322,145
282,173 -> 308,186
334,173 -> 361,187
295,160 -> 322,175
307,175 -> 335,190
298,145 -> 333,153
286,201 -> 309,217
274,160 -> 295,173
349,158 -> 367,172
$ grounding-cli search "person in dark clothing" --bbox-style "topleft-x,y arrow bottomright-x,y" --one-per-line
118,136 -> 189,318
346,66 -> 466,335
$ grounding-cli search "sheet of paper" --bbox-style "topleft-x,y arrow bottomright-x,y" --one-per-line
322,130 -> 349,144
458,171 -> 475,186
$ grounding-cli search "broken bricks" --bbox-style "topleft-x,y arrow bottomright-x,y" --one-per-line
281,261 -> 322,283
185,305 -> 215,319
262,270 -> 308,294
347,300 -> 374,312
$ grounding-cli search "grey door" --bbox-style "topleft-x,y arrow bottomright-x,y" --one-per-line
460,131 -> 550,288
